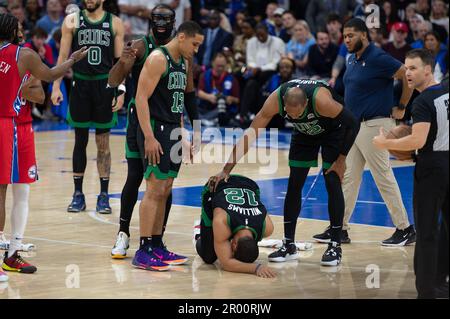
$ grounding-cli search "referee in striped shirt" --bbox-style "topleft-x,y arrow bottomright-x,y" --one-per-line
374,49 -> 449,299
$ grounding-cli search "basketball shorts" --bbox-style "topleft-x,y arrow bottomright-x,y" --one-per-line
0,118 -> 37,184
68,77 -> 117,129
137,119 -> 182,180
289,128 -> 345,170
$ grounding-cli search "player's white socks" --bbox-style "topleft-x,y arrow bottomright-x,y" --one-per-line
8,184 -> 30,257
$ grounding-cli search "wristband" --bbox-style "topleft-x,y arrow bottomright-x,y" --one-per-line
397,103 -> 407,110
118,84 -> 126,94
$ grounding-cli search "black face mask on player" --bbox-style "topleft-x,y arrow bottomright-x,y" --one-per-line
151,11 -> 175,43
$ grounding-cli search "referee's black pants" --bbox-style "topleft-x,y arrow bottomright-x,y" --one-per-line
413,152 -> 449,299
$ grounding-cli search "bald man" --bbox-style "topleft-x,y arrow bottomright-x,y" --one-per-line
210,78 -> 360,266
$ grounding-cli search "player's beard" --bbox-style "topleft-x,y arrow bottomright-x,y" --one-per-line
85,0 -> 102,13
349,38 -> 363,53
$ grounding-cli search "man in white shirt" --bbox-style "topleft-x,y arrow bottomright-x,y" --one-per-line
160,0 -> 192,29
240,23 -> 285,121
118,0 -> 157,38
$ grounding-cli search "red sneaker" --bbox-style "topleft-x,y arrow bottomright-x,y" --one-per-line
2,251 -> 37,274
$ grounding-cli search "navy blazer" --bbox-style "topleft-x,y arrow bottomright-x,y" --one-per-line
197,27 -> 234,67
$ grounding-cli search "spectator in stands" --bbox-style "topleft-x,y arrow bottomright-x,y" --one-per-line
416,0 -> 431,18
241,22 -> 285,120
160,0 -> 192,29
118,0 -> 153,39
424,31 -> 448,82
10,2 -> 33,40
24,26 -> 57,120
281,10 -> 296,43
326,13 -> 343,46
305,29 -> 339,80
285,20 -> 315,77
406,3 -> 417,22
382,0 -> 399,34
232,9 -> 247,35
412,20 -> 433,48
24,27 -> 54,67
430,0 -> 449,34
197,9 -> 234,67
233,17 -> 256,73
263,1 -> 278,34
36,0 -> 63,37
262,56 -> 295,98
0,0 -> 8,14
369,27 -> 387,48
353,0 -> 376,20
272,7 -> 289,41
198,52 -> 240,127
25,0 -> 43,29
383,22 -> 412,63
306,0 -> 356,34
329,43 -> 348,95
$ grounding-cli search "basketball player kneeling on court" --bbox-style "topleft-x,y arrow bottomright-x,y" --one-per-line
194,175 -> 276,278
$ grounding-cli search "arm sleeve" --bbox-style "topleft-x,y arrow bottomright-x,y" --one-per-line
334,107 -> 360,156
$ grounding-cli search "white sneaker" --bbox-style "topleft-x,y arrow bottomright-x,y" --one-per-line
111,232 -> 129,259
0,234 -> 8,250
0,268 -> 8,282
0,234 -> 35,252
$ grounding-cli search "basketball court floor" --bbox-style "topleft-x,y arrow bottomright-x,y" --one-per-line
0,119 -> 418,299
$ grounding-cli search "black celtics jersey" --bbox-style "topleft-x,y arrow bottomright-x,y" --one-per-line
277,79 -> 343,138
201,175 -> 267,241
72,10 -> 115,77
148,46 -> 187,124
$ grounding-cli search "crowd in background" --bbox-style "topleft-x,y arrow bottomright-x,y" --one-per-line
0,0 -> 448,128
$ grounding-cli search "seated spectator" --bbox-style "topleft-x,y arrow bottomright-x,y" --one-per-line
118,0 -> 153,39
383,22 -> 412,63
9,2 -> 34,40
24,27 -> 54,67
285,20 -> 315,77
36,0 -> 63,37
262,56 -> 295,97
232,10 -> 247,35
424,31 -> 448,82
329,43 -> 348,96
369,26 -> 387,48
160,0 -> 192,29
416,0 -> 431,18
305,29 -> 338,80
232,17 -> 256,73
240,22 -> 285,120
382,0 -> 399,34
326,13 -> 343,46
197,9 -> 234,68
263,2 -> 278,35
24,27 -> 57,120
24,0 -> 43,29
353,0 -> 377,20
198,52 -> 240,127
272,7 -> 289,41
430,0 -> 449,34
281,10 -> 297,43
307,0 -> 355,34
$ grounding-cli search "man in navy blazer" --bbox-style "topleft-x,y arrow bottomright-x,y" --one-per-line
197,10 -> 234,67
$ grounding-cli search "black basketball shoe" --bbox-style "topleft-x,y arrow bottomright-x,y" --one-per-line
321,242 -> 342,266
268,242 -> 299,262
381,225 -> 416,246
313,226 -> 351,244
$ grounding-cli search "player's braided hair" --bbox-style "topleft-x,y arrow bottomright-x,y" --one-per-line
0,13 -> 19,42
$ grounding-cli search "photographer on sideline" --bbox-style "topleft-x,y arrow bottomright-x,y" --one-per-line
198,52 -> 240,127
